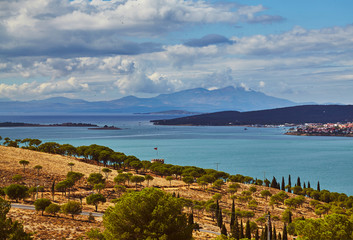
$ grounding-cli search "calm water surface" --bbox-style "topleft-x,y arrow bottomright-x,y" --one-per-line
0,115 -> 352,195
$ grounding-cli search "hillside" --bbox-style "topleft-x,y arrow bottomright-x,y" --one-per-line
151,104 -> 353,126
0,86 -> 296,114
0,145 -> 324,239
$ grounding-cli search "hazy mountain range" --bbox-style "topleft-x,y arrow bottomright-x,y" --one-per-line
0,86 -> 298,114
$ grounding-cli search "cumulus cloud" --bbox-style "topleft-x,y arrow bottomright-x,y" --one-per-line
0,77 -> 89,100
0,0 -> 283,58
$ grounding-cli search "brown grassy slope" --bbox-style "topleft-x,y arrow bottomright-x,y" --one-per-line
0,145 -> 319,239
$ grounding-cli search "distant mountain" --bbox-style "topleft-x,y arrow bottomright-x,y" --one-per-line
0,86 -> 297,114
151,105 -> 353,126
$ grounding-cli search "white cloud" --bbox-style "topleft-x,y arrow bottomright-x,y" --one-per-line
0,77 -> 89,100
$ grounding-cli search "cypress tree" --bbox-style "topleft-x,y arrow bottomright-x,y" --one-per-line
317,181 -> 320,192
278,232 -> 282,240
268,214 -> 272,240
221,224 -> 228,236
215,200 -> 219,222
188,213 -> 194,225
273,225 -> 277,240
297,177 -> 301,187
263,224 -> 268,240
245,220 -> 251,239
308,181 -> 311,189
177,192 -> 180,198
230,199 -> 235,228
281,177 -> 285,191
217,208 -> 223,229
260,228 -> 265,240
240,220 -> 244,239
303,182 -> 306,189
271,177 -> 277,188
232,217 -> 240,240
255,228 -> 259,240
288,175 -> 292,193
283,224 -> 288,240
172,192 -> 176,197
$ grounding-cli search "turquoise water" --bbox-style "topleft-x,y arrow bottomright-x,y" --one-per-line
0,115 -> 352,196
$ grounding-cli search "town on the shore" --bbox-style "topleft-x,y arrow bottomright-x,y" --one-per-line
286,122 -> 353,137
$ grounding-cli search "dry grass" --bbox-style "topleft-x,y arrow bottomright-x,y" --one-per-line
0,145 -> 319,239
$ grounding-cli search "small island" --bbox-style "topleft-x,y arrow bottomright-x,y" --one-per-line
88,125 -> 122,130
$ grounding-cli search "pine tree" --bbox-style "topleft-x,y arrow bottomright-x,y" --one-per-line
245,220 -> 251,239
240,220 -> 244,239
221,224 -> 228,236
281,177 -> 285,191
308,181 -> 311,188
288,175 -> 292,193
283,224 -> 288,240
297,177 -> 301,187
317,181 -> 320,192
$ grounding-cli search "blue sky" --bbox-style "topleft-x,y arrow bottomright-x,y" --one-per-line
1,0 -> 353,104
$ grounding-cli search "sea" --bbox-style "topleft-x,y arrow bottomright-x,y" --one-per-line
0,114 -> 352,196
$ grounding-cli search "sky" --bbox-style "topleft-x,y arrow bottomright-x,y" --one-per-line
1,0 -> 353,104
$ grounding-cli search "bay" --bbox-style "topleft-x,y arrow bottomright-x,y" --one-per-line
0,115 -> 352,196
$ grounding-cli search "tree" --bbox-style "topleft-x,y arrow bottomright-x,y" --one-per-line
260,190 -> 272,200
86,193 -> 106,212
45,203 -> 61,216
166,176 -> 174,187
12,174 -> 23,183
19,160 -> 29,173
61,201 -> 82,219
68,162 -> 75,172
88,173 -> 105,186
5,184 -> 28,203
94,183 -> 105,193
33,165 -> 42,176
34,198 -> 51,216
103,187 -> 193,240
221,224 -> 228,236
130,175 -> 145,190
67,171 -> 84,184
0,198 -> 32,239
245,220 -> 251,239
102,168 -> 112,179
294,214 -> 353,240
282,224 -> 288,240
183,176 -> 194,188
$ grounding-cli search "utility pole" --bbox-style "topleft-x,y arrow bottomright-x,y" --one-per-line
215,163 -> 220,171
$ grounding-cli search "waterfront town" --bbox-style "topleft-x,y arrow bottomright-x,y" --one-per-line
287,122 -> 353,136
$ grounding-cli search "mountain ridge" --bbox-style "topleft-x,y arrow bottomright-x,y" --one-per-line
151,105 -> 353,126
0,86 -> 297,114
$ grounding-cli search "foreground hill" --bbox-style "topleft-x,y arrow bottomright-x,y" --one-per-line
151,104 -> 353,126
0,145 -> 324,239
0,86 -> 296,114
